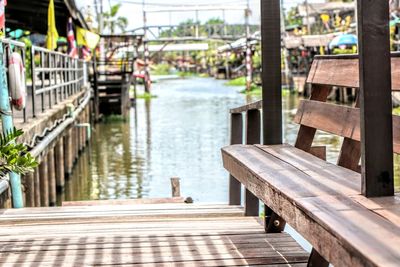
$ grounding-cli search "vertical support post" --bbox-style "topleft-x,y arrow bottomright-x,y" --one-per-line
48,149 -> 56,206
24,172 -> 35,207
261,0 -> 282,145
34,167 -> 40,207
170,177 -> 181,197
39,156 -> 49,207
64,129 -> 73,177
261,0 -> 286,232
357,0 -> 394,197
245,0 -> 252,91
245,109 -> 260,216
0,42 -> 23,208
229,113 -> 242,205
31,47 -> 36,118
55,139 -> 65,191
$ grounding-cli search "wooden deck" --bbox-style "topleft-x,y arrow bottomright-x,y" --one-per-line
0,203 -> 308,266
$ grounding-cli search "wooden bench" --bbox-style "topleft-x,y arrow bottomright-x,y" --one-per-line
222,54 -> 400,267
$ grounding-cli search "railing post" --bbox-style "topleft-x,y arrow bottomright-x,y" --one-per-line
229,113 -> 242,205
30,46 -> 36,118
244,109 -> 260,216
357,0 -> 394,197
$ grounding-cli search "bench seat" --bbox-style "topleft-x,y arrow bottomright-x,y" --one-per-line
222,144 -> 400,267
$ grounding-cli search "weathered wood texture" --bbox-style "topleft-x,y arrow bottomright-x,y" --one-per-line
229,113 -> 243,205
358,0 -> 394,197
0,203 -> 308,266
307,56 -> 400,91
294,100 -> 400,154
222,144 -> 400,267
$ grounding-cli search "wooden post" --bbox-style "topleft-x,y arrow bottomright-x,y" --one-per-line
39,157 -> 49,207
357,0 -> 394,197
34,167 -> 40,207
170,177 -> 181,197
55,139 -> 65,191
244,109 -> 260,216
260,0 -> 286,232
48,149 -> 56,206
64,129 -> 73,177
229,113 -> 242,205
24,173 -> 35,207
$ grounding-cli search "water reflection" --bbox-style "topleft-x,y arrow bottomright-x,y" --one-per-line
64,77 -> 399,202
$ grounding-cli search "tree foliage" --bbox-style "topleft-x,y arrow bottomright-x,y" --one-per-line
103,4 -> 128,34
0,128 -> 37,177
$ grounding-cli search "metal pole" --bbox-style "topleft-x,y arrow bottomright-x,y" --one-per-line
357,0 -> 394,197
0,44 -> 23,208
143,0 -> 151,93
304,0 -> 311,34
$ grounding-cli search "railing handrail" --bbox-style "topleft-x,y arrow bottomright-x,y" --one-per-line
230,100 -> 262,114
1,38 -> 26,48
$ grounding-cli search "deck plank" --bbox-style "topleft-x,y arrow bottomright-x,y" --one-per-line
0,203 -> 308,266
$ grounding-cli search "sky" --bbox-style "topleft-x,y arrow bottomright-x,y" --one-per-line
76,0 -> 326,33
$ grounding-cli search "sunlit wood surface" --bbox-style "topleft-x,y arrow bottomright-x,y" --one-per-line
0,203 -> 308,266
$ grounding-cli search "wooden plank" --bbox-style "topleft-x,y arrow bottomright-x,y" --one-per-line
307,56 -> 400,91
62,197 -> 186,206
230,100 -> 262,114
294,100 -> 400,154
294,86 -> 330,152
222,144 -> 400,267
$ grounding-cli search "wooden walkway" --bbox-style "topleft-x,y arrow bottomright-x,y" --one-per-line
0,203 -> 308,266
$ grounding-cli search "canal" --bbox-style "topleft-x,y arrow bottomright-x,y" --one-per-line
63,77 -> 400,203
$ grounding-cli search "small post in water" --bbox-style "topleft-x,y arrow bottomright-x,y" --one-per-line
170,177 -> 181,198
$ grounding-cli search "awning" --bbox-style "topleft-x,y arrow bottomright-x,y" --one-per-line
5,0 -> 89,36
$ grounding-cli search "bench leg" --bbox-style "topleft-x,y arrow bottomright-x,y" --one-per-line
229,175 -> 241,205
307,248 -> 329,267
244,189 -> 259,216
264,206 -> 286,233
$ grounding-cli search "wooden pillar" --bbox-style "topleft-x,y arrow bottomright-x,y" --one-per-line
55,139 -> 65,191
260,0 -> 286,232
24,172 -> 35,207
48,149 -> 56,206
357,0 -> 394,197
261,0 -> 282,145
244,109 -> 260,216
39,157 -> 49,207
229,113 -> 242,205
34,167 -> 40,207
64,129 -> 73,177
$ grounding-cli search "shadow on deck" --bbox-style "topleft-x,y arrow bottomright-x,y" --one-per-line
0,203 -> 308,266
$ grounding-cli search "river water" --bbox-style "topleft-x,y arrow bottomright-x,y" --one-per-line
64,77 -> 399,202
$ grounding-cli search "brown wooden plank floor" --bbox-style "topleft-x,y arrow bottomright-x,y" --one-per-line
0,203 -> 308,266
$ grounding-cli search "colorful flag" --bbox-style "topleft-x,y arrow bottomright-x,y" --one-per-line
81,46 -> 92,61
46,0 -> 59,50
0,0 -> 7,38
67,17 -> 78,58
76,27 -> 100,50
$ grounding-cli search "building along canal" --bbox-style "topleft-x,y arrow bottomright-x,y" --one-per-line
62,76 -> 400,203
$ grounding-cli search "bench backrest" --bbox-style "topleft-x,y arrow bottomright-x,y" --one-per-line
296,54 -> 400,171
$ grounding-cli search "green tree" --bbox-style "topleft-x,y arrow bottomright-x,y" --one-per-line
103,4 -> 128,34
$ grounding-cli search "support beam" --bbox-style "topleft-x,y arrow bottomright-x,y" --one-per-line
357,0 -> 394,197
245,109 -> 260,216
229,113 -> 242,205
260,0 -> 286,232
55,139 -> 65,192
39,157 -> 49,207
261,0 -> 282,145
48,149 -> 56,207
